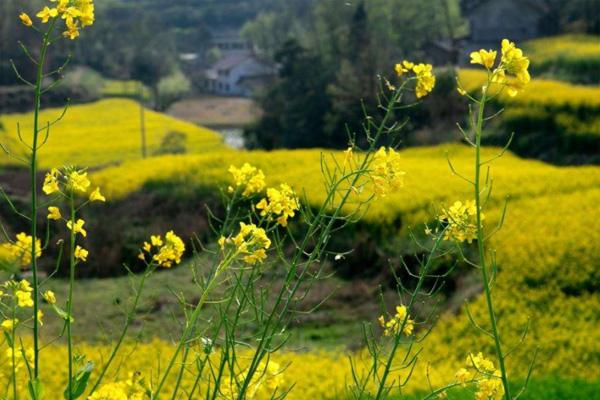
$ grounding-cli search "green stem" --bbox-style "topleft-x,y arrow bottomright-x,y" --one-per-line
236,83 -> 408,400
474,86 -> 511,400
66,193 -> 75,400
88,267 -> 151,395
152,254 -> 235,397
11,302 -> 18,400
30,20 -> 54,380
373,233 -> 445,400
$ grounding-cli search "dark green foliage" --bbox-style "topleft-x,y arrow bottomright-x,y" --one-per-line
154,131 -> 188,155
244,40 -> 335,149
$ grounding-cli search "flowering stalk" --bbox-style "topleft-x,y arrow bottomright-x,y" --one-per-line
473,82 -> 511,400
65,192 -> 76,400
29,17 -> 57,380
235,76 -> 418,400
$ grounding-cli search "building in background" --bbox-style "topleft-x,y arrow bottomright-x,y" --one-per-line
203,29 -> 276,97
461,0 -> 550,57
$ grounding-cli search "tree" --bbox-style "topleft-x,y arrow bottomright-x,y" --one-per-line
324,2 -> 381,148
244,40 -> 334,149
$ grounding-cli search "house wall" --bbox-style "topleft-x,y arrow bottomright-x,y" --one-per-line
209,58 -> 276,96
468,0 -> 541,44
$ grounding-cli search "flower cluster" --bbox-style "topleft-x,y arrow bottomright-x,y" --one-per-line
220,222 -> 271,265
438,200 -> 484,244
395,60 -> 436,98
256,184 -> 300,227
370,147 -> 405,197
378,305 -> 414,337
6,232 -> 41,267
88,373 -> 145,400
228,163 -> 266,197
4,346 -> 34,373
469,38 -> 530,97
455,352 -> 505,400
20,0 -> 95,40
3,280 -> 34,309
43,167 -> 105,201
140,231 -> 186,268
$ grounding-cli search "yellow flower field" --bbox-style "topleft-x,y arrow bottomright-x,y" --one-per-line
0,98 -> 225,168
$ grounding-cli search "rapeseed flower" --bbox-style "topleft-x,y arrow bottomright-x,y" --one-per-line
370,147 -> 405,197
19,13 -> 33,26
42,168 -> 61,195
47,206 -> 62,220
9,233 -> 41,267
221,222 -> 271,264
394,60 -> 435,97
413,63 -> 436,98
31,0 -> 95,39
89,187 -> 106,202
74,245 -> 88,262
36,6 -> 58,23
470,49 -> 497,70
228,163 -> 266,197
67,170 -> 91,193
43,290 -> 56,304
67,218 -> 87,237
378,305 -> 414,336
1,319 -> 18,331
140,231 -> 185,268
256,183 -> 300,227
467,39 -> 530,97
15,289 -> 33,308
438,200 -> 483,243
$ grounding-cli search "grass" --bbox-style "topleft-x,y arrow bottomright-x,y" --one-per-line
0,98 -> 226,169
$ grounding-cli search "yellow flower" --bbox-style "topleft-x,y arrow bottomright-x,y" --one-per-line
74,245 -> 88,262
146,231 -> 185,268
412,63 -> 436,98
229,222 -> 271,264
256,184 -> 300,227
67,170 -> 90,193
455,367 -> 471,386
470,49 -> 497,69
37,309 -> 44,326
218,236 -> 226,250
89,187 -> 106,202
395,60 -> 415,76
42,168 -> 60,195
1,319 -> 18,331
467,352 -> 496,373
36,6 -> 58,23
67,219 -> 87,237
475,375 -> 504,400
19,12 -> 33,26
43,290 -> 56,304
63,16 -> 80,40
228,163 -> 266,197
438,200 -> 483,243
378,305 -> 414,336
497,38 -> 530,96
370,147 -> 405,197
15,290 -> 33,308
9,233 -> 42,267
47,206 -> 62,220
150,235 -> 163,247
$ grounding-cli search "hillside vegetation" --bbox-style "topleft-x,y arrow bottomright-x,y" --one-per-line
459,68 -> 600,163
524,34 -> 600,84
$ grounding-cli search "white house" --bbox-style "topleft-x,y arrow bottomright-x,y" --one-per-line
205,54 -> 276,97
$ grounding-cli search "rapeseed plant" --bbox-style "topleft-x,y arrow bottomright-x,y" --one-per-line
0,2 -> 570,399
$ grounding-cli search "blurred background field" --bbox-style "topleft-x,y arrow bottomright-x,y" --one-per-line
1,0 -> 599,398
